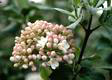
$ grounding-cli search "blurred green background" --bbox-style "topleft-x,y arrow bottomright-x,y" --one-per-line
0,0 -> 112,80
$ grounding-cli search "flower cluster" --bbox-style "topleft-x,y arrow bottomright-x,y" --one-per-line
10,20 -> 76,71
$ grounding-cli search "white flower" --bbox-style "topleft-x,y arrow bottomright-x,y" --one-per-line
58,40 -> 70,53
49,59 -> 59,70
36,36 -> 48,48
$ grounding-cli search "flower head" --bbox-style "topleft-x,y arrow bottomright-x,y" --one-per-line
10,20 -> 76,71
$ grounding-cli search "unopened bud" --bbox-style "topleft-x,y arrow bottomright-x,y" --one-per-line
29,61 -> 34,66
10,57 -> 15,62
42,55 -> 47,60
22,64 -> 28,69
51,51 -> 56,57
63,55 -> 69,60
68,54 -> 75,59
37,54 -> 41,59
27,48 -> 32,54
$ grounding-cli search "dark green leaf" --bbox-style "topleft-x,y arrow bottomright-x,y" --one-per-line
40,66 -> 52,80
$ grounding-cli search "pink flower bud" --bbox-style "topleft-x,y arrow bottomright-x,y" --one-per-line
56,57 -> 62,62
16,55 -> 21,60
27,48 -> 32,54
68,54 -> 75,59
42,55 -> 47,60
53,38 -> 59,43
48,37 -> 52,42
39,51 -> 44,55
63,55 -> 69,61
39,48 -> 44,52
51,51 -> 56,57
47,52 -> 51,56
37,54 -> 41,59
28,55 -> 33,60
46,42 -> 52,48
32,54 -> 37,60
53,35 -> 57,38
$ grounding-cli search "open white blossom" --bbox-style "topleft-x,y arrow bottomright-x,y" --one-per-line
58,40 -> 70,53
49,59 -> 59,70
36,36 -> 48,48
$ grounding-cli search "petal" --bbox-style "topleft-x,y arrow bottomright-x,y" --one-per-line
51,62 -> 59,70
51,64 -> 57,70
62,40 -> 70,49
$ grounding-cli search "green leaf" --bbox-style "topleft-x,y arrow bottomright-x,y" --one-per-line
73,0 -> 80,7
30,3 -> 53,10
67,13 -> 82,29
96,0 -> 105,7
96,66 -> 112,70
54,8 -> 74,17
40,66 -> 52,80
14,0 -> 29,9
0,22 -> 16,33
82,54 -> 101,61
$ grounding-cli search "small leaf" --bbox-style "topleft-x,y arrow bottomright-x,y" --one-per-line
96,66 -> 112,70
96,0 -> 105,7
82,54 -> 101,61
68,16 -> 76,22
67,14 -> 82,29
0,22 -> 16,33
30,3 -> 53,10
54,8 -> 74,17
40,66 -> 52,80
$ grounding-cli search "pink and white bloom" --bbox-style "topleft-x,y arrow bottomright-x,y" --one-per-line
10,20 -> 76,71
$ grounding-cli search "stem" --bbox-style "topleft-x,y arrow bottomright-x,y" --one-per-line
77,15 -> 92,64
72,15 -> 93,80
77,31 -> 91,64
72,14 -> 101,80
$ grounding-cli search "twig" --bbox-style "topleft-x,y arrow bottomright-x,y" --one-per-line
91,25 -> 101,32
77,15 -> 93,64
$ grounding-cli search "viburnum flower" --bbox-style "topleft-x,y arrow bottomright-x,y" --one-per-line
10,20 -> 76,71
